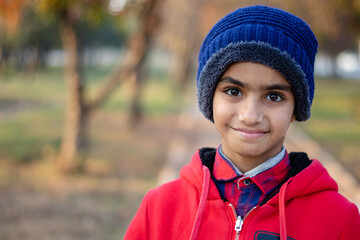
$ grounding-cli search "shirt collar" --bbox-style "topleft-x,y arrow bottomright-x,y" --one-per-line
213,145 -> 290,195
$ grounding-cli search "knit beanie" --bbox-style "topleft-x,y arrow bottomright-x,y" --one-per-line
197,5 -> 318,122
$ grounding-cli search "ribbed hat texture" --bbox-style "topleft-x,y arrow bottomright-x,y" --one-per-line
197,5 -> 318,122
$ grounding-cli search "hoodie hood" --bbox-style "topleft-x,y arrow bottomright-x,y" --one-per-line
267,158 -> 338,206
181,148 -> 338,204
180,148 -> 221,200
180,148 -> 339,240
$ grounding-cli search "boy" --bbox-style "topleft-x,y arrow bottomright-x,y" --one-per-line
124,5 -> 360,240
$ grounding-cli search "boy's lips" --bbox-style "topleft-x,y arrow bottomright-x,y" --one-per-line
231,127 -> 268,140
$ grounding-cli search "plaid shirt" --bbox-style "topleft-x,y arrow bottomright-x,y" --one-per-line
212,146 -> 290,218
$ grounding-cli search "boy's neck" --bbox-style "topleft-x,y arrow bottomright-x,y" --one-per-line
219,145 -> 286,174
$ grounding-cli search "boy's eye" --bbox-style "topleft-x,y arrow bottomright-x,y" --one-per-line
266,93 -> 284,102
225,88 -> 242,96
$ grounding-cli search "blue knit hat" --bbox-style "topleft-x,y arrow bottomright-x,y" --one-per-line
197,5 -> 318,122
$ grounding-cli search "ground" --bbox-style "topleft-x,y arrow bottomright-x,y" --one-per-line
0,113 -> 190,239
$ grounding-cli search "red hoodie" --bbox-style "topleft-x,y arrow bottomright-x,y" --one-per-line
124,148 -> 360,240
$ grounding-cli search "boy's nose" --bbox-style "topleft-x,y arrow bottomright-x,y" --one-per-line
238,98 -> 263,125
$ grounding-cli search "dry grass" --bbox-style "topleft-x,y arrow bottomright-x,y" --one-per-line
0,113 -> 185,239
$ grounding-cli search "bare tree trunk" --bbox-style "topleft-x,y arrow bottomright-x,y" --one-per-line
173,40 -> 195,91
54,0 -> 161,172
167,0 -> 205,92
57,11 -> 86,173
0,44 -> 3,71
129,50 -> 147,124
357,37 -> 360,61
88,0 -> 160,125
127,31 -> 150,124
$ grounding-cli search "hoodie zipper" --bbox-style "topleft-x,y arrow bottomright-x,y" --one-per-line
229,203 -> 258,240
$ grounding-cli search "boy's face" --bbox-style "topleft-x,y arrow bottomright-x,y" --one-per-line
213,62 -> 295,172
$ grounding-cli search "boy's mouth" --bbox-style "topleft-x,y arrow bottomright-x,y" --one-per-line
231,127 -> 268,140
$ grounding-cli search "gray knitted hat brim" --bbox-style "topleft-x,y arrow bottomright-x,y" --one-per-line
197,41 -> 310,122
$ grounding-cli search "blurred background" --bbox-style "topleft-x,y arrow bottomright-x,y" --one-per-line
0,0 -> 360,239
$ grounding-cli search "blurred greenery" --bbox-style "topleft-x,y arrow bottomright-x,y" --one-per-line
300,78 -> 360,179
0,67 -> 183,163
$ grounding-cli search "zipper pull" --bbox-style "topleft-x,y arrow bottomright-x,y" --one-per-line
235,215 -> 243,233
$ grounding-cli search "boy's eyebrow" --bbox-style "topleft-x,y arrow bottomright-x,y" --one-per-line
218,76 -> 292,92
263,84 -> 292,92
218,76 -> 247,88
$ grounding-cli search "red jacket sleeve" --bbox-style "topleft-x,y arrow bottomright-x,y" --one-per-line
124,192 -> 150,240
340,203 -> 360,239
